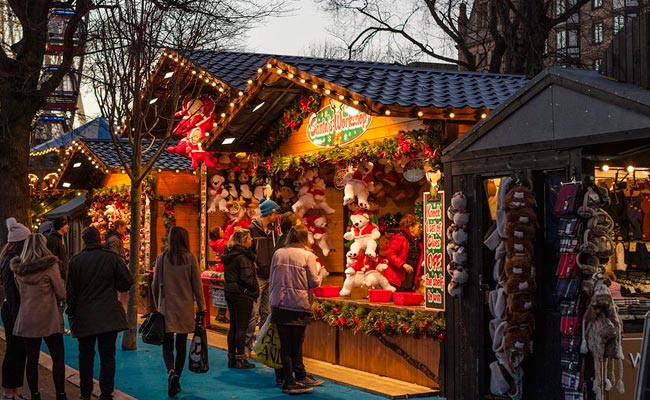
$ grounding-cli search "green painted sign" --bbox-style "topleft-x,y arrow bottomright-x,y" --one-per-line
424,191 -> 445,310
306,100 -> 371,147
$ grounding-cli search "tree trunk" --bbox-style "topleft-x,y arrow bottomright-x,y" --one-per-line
0,99 -> 39,243
122,181 -> 143,350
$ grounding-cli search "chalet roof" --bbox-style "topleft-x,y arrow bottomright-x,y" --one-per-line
181,50 -> 529,110
31,118 -> 111,152
442,67 -> 650,161
80,138 -> 192,171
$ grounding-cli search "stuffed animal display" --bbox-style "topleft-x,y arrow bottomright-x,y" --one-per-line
343,210 -> 380,258
304,214 -> 334,256
168,96 -> 219,168
339,253 -> 395,296
446,192 -> 470,297
292,168 -> 335,217
207,174 -> 229,213
343,161 -> 374,209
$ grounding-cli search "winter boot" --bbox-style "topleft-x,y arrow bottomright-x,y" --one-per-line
234,354 -> 255,369
228,353 -> 236,368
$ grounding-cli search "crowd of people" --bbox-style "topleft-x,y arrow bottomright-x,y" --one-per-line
1,198 -> 329,399
1,217 -> 133,400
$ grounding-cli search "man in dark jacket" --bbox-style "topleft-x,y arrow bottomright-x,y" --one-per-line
104,219 -> 127,258
66,226 -> 134,400
46,216 -> 69,282
245,199 -> 280,353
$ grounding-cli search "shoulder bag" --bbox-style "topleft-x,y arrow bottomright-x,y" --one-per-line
140,255 -> 166,345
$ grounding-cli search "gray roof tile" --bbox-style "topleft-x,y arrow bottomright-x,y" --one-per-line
81,139 -> 192,170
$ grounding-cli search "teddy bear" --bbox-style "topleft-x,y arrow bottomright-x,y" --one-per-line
343,210 -> 381,258
315,256 -> 329,282
304,214 -> 334,256
362,256 -> 396,292
339,252 -> 366,296
343,161 -> 374,209
237,171 -> 253,199
207,174 -> 229,213
306,169 -> 335,215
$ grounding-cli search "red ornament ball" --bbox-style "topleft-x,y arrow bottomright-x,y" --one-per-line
437,332 -> 446,342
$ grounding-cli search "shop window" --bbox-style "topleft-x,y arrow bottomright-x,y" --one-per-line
593,22 -> 604,44
613,0 -> 625,9
614,14 -> 625,34
594,58 -> 602,71
555,0 -> 565,16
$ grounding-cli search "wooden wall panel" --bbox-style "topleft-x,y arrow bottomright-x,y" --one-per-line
304,321 -> 337,363
157,171 -> 199,196
102,173 -> 130,187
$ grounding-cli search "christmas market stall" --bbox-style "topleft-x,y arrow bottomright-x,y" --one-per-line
158,49 -> 528,392
441,55 -> 650,400
53,137 -> 197,310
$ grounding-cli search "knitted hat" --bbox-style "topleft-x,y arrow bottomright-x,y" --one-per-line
53,216 -> 68,231
6,217 -> 30,243
259,199 -> 280,217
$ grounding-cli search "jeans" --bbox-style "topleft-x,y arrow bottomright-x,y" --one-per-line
163,333 -> 188,376
276,324 -> 307,386
1,303 -> 25,389
225,294 -> 254,356
24,333 -> 65,395
246,277 -> 270,348
78,330 -> 118,400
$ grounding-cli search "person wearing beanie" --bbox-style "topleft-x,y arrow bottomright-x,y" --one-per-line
66,226 -> 133,400
244,198 -> 280,355
46,217 -> 69,282
0,217 -> 29,400
104,219 -> 127,258
11,233 -> 67,400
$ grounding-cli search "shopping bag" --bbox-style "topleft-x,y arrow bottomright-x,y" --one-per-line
188,321 -> 209,373
253,316 -> 282,369
139,311 -> 165,346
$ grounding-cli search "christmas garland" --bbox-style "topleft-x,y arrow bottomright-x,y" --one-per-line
312,299 -> 446,341
265,93 -> 323,155
157,193 -> 200,246
271,121 -> 445,173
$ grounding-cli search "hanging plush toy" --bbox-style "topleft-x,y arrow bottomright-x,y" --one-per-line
169,96 -> 218,168
343,161 -> 374,209
292,169 -> 336,217
207,174 -> 229,213
343,210 -> 381,258
304,214 -> 334,256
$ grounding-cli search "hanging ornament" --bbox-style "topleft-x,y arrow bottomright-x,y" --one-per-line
403,158 -> 425,182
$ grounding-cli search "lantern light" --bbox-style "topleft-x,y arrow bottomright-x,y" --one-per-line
601,165 -> 610,171
627,165 -> 635,173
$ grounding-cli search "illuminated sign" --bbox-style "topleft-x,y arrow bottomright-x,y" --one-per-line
306,100 -> 371,147
424,191 -> 445,311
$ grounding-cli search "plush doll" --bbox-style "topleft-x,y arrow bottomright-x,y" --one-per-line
275,181 -> 295,213
424,167 -> 442,196
304,214 -> 334,256
339,253 -> 366,296
291,174 -> 315,217
207,174 -> 229,213
237,171 -> 253,199
343,161 -> 374,209
315,256 -> 329,281
362,256 -> 396,292
343,210 -> 381,258
306,170 -> 335,215
173,97 -> 216,137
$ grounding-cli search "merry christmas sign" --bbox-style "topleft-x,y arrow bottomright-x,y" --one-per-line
424,191 -> 445,311
306,100 -> 371,147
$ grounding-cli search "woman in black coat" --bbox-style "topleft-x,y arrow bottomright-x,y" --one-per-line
221,228 -> 259,369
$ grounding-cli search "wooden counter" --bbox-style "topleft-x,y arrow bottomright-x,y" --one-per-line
304,297 -> 442,389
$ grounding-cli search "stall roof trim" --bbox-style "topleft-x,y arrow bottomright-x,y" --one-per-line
443,67 -> 650,160
31,118 -> 111,152
79,138 -> 193,170
180,50 -> 529,109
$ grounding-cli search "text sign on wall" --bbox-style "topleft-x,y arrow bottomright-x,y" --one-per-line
306,100 -> 371,147
424,191 -> 445,311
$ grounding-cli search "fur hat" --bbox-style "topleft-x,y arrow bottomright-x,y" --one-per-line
505,220 -> 535,242
506,292 -> 535,315
453,212 -> 470,227
506,207 -> 537,226
6,217 -> 30,243
505,237 -> 534,259
450,266 -> 469,284
449,192 -> 467,211
446,242 -> 459,257
452,228 -> 468,246
504,186 -> 536,209
451,246 -> 468,265
504,275 -> 536,295
504,256 -> 534,277
507,311 -> 535,327
447,281 -> 463,297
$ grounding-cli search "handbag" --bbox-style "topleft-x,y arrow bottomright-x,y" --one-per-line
556,275 -> 582,299
554,182 -> 582,217
140,256 -> 166,346
253,315 -> 282,369
556,253 -> 578,279
188,318 -> 209,373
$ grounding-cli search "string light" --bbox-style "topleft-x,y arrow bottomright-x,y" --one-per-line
338,95 -> 345,101
417,111 -> 424,117
601,165 -> 610,171
627,165 -> 635,172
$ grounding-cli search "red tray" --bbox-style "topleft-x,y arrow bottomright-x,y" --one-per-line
393,292 -> 424,306
368,289 -> 392,302
313,285 -> 341,298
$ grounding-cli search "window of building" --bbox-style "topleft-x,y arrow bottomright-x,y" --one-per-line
594,58 -> 602,71
592,0 -> 603,8
613,0 -> 625,9
628,13 -> 638,23
556,29 -> 567,52
556,0 -> 565,16
593,22 -> 604,43
614,14 -> 625,34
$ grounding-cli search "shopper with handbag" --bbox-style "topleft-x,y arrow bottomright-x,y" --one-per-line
222,228 -> 259,369
269,224 -> 323,395
11,233 -> 67,400
152,226 -> 205,397
66,226 -> 133,400
0,218 -> 30,400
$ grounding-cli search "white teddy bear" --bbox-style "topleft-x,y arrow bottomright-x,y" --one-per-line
343,210 -> 380,258
304,214 -> 334,256
343,161 -> 374,209
207,174 -> 229,213
363,256 -> 396,292
292,169 -> 335,217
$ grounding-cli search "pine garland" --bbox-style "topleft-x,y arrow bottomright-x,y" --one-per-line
265,93 -> 323,154
312,299 -> 446,340
271,121 -> 444,173
157,193 -> 200,247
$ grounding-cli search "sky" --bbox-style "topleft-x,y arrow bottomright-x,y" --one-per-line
244,0 -> 332,56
